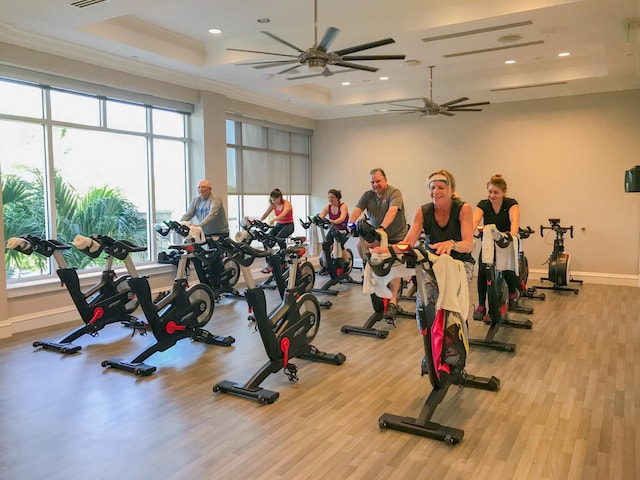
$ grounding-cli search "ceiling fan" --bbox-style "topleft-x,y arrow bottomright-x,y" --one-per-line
227,0 -> 405,80
365,66 -> 490,117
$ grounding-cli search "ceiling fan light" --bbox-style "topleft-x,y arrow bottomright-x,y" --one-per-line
307,58 -> 326,73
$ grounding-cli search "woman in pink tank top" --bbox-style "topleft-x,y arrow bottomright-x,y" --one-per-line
317,189 -> 350,271
260,188 -> 294,239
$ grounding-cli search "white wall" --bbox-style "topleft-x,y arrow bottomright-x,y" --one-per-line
311,90 -> 640,283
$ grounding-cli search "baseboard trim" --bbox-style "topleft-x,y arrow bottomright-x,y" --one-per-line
529,268 -> 639,287
1,287 -> 166,340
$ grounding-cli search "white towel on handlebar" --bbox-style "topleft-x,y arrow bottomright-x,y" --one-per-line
179,222 -> 206,244
429,251 -> 469,317
481,224 -> 519,274
307,222 -> 320,257
362,251 -> 414,298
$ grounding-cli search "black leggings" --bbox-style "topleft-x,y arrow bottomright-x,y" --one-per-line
477,264 -> 518,307
270,222 -> 294,239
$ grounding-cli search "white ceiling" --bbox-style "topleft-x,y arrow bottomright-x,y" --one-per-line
1,0 -> 639,120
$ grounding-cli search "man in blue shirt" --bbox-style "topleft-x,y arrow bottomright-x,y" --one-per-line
181,179 -> 229,237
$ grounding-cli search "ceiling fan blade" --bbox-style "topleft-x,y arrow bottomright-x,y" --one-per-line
386,102 -> 422,109
439,111 -> 455,116
318,27 -> 340,52
333,38 -> 396,56
439,97 -> 469,108
238,61 -> 299,70
444,108 -> 484,112
447,101 -> 491,109
261,31 -> 305,53
341,54 -> 406,61
385,109 -> 421,113
277,64 -> 304,75
333,61 -> 378,72
287,69 -> 351,80
227,48 -> 299,59
363,97 -> 423,105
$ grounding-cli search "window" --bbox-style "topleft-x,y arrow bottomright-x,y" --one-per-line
1,77 -> 191,280
226,118 -> 311,238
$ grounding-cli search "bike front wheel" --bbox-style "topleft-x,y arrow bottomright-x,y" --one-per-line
296,293 -> 321,343
186,284 -> 215,327
297,261 -> 316,294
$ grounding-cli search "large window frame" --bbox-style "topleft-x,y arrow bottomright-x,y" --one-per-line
1,74 -> 193,283
225,116 -> 312,238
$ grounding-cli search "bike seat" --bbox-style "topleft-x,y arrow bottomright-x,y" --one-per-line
283,244 -> 306,257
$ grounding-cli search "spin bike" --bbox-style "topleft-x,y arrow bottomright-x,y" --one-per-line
102,239 -> 235,376
517,226 -> 545,301
300,215 -> 361,296
468,225 -> 533,353
378,244 -> 500,444
535,218 -> 582,294
341,220 -> 414,339
247,220 -> 332,309
158,221 -> 242,302
213,237 -> 346,404
8,234 -> 147,354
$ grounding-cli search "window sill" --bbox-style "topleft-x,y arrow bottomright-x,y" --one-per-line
6,263 -> 175,299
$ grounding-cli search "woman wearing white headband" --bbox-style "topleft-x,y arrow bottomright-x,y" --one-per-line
373,169 -> 475,304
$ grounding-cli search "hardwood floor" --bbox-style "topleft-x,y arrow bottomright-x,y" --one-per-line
1,274 -> 638,480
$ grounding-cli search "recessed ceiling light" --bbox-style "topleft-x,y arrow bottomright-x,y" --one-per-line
497,34 -> 522,43
257,18 -> 270,23
379,76 -> 389,81
208,28 -> 222,34
558,52 -> 570,57
505,60 -> 516,64
341,81 -> 351,86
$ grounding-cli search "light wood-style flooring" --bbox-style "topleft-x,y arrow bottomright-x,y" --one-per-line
1,272 -> 638,480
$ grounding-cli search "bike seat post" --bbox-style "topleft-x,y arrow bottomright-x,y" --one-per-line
286,253 -> 300,291
123,256 -> 139,278
104,254 -> 114,271
52,250 -> 68,269
175,249 -> 190,280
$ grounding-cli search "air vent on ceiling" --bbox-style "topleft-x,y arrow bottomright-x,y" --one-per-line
69,0 -> 108,8
491,81 -> 567,92
444,40 -> 544,58
422,20 -> 533,42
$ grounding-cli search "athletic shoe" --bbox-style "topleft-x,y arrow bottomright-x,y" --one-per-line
508,292 -> 519,310
261,265 -> 272,274
473,306 -> 486,321
385,302 -> 399,320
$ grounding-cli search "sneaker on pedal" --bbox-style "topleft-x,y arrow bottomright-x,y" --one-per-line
508,293 -> 519,310
473,306 -> 486,321
261,265 -> 272,274
385,302 -> 399,320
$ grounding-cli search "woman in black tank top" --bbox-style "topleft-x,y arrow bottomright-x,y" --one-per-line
371,169 -> 475,305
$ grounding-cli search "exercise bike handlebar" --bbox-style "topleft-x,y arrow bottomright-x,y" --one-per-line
303,215 -> 351,239
89,234 -> 147,260
7,235 -> 71,258
540,222 -> 573,238
474,226 -> 512,248
518,226 -> 534,239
